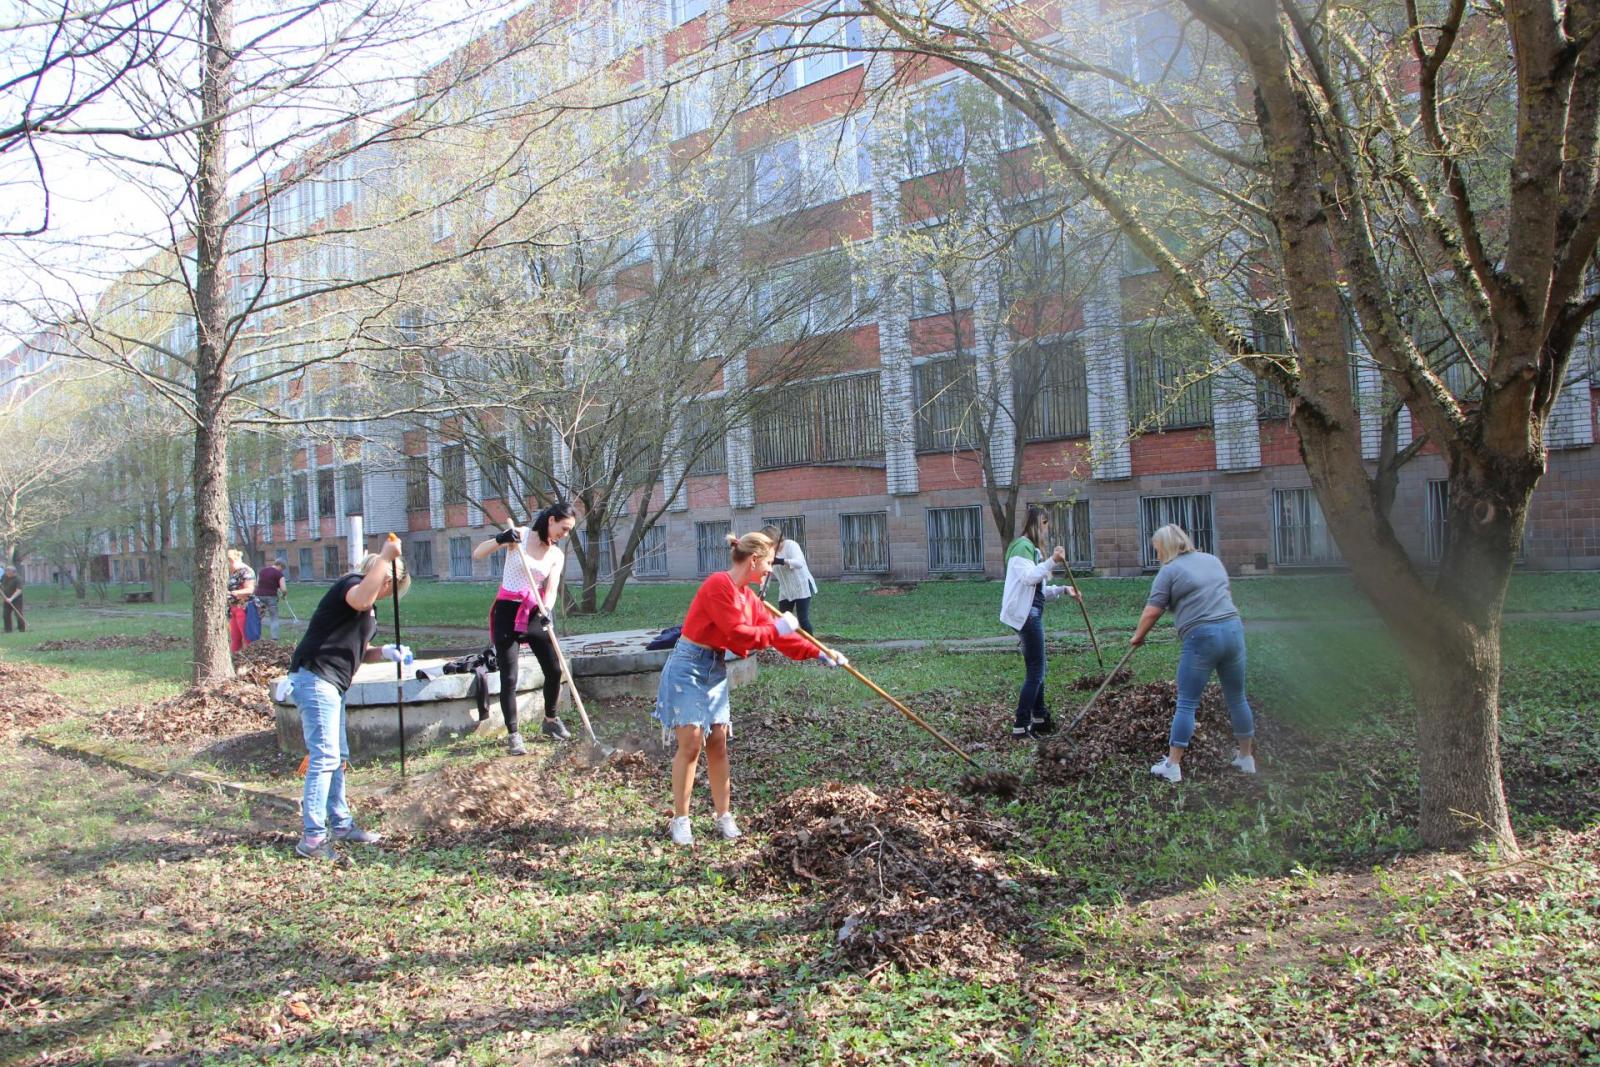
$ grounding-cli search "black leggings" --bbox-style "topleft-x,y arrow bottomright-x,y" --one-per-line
490,598 -> 561,733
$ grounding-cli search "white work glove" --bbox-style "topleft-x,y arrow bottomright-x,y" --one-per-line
773,611 -> 800,637
817,650 -> 848,668
380,643 -> 414,666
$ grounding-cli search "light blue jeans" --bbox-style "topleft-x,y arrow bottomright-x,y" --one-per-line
1170,616 -> 1254,749
290,668 -> 354,841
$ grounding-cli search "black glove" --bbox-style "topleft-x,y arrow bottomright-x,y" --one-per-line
495,527 -> 522,545
771,557 -> 788,566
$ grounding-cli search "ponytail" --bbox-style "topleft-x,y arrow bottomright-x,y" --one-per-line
531,500 -> 577,544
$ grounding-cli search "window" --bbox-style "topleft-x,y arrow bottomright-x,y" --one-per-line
695,520 -> 730,575
1036,499 -> 1093,568
1002,207 -> 1070,300
1252,311 -> 1291,419
440,445 -> 468,505
1132,7 -> 1197,82
1426,479 -> 1450,563
683,400 -> 728,476
752,251 -> 863,340
761,515 -> 805,549
927,506 -> 984,572
324,545 -> 340,578
298,547 -> 314,579
1139,494 -> 1214,569
840,512 -> 890,574
449,536 -> 473,578
577,528 -> 616,581
1014,339 -> 1089,441
269,478 -> 285,523
610,0 -> 646,55
405,455 -> 430,512
906,80 -> 965,176
747,137 -> 802,218
913,357 -> 978,452
316,469 -> 336,518
634,525 -> 668,577
749,10 -> 864,102
753,372 -> 884,470
670,0 -> 707,24
1126,321 -> 1213,429
910,223 -> 975,316
669,70 -> 711,138
481,440 -> 513,501
1272,488 -> 1340,565
291,473 -> 309,523
342,464 -> 363,515
410,538 -> 436,577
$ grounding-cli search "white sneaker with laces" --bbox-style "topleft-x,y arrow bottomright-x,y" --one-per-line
669,816 -> 694,846
713,812 -> 742,840
1150,757 -> 1182,783
1231,751 -> 1257,775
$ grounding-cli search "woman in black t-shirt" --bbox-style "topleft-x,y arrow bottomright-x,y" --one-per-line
287,538 -> 411,861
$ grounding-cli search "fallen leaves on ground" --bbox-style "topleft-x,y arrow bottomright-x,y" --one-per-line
97,682 -> 275,745
382,755 -> 618,846
34,631 -> 186,653
741,783 -> 1025,979
232,640 -> 293,687
0,658 -> 68,739
1067,666 -> 1134,691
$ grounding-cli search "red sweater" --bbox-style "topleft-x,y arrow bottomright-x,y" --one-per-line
681,571 -> 818,660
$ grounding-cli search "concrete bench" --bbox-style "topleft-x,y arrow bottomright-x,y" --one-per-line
122,590 -> 154,603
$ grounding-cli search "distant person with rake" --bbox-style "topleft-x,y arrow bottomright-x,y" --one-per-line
1132,524 -> 1256,783
1000,505 -> 1080,739
472,502 -> 578,756
761,524 -> 817,636
655,531 -> 847,846
287,537 -> 410,861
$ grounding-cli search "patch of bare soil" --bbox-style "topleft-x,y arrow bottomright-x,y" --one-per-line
1037,680 -> 1285,782
0,659 -> 68,739
864,584 -> 915,596
740,783 -> 1025,979
33,631 -> 186,653
231,639 -> 293,687
1067,666 -> 1134,691
96,682 -> 274,745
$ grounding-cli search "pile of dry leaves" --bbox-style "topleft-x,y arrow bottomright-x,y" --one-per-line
96,682 -> 274,745
232,640 -> 292,687
743,783 -> 1024,978
0,659 -> 67,739
34,631 -> 185,653
1037,680 -> 1264,781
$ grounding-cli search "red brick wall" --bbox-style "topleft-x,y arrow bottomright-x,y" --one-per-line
1259,420 -> 1300,467
918,450 -> 984,490
755,465 -> 885,502
686,474 -> 730,509
1130,428 -> 1216,475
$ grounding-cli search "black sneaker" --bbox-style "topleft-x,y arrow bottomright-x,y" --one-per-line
541,716 -> 572,742
1030,717 -> 1058,736
1011,725 -> 1039,741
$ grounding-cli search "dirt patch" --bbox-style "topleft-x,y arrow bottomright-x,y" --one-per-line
1067,666 -> 1134,691
232,640 -> 293,687
378,755 -> 627,846
0,659 -> 69,739
1037,680 -> 1283,782
96,682 -> 275,745
740,783 -> 1025,979
864,584 -> 915,596
33,631 -> 187,653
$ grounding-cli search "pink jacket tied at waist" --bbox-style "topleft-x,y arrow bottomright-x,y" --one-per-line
494,585 -> 546,633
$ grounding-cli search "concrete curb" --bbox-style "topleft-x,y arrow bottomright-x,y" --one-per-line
25,734 -> 301,815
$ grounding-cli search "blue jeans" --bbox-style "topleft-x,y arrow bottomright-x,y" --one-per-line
291,668 -> 354,841
1014,605 -> 1047,729
1170,616 -> 1253,748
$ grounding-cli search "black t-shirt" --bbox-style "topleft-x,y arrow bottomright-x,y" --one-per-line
290,574 -> 378,693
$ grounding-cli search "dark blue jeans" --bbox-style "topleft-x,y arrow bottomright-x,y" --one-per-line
1170,616 -> 1254,748
1014,605 -> 1047,729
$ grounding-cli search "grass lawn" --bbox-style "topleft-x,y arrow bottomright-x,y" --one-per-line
1,592 -> 1597,1062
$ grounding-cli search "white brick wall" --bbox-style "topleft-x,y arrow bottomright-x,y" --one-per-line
868,97 -> 919,496
1081,268 -> 1132,480
970,262 -> 1016,485
1547,367 -> 1595,449
725,353 -> 756,509
1213,361 -> 1261,471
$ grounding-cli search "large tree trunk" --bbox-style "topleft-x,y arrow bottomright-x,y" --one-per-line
189,0 -> 234,686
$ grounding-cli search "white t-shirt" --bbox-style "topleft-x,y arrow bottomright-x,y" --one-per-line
500,527 -> 563,604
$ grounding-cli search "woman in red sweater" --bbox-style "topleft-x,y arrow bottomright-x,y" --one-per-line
655,531 -> 846,846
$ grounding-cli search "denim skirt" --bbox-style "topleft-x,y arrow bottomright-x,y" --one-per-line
653,637 -> 731,737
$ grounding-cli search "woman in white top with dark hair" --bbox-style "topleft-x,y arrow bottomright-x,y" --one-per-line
761,524 -> 817,634
472,502 -> 578,755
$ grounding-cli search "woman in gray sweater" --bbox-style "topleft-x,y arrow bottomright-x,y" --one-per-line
1130,524 -> 1255,783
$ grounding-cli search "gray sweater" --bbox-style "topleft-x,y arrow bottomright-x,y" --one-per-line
1147,551 -> 1239,637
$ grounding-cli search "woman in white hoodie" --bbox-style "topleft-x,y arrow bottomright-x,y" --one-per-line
999,506 -> 1078,739
762,525 -> 818,635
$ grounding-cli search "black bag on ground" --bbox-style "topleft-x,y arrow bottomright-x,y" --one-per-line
645,626 -> 681,651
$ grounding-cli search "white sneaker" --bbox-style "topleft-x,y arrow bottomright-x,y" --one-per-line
1150,757 -> 1182,783
713,813 -> 742,840
1231,751 -> 1257,775
669,816 -> 694,846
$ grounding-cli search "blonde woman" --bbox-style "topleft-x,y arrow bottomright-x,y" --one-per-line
653,531 -> 846,846
225,549 -> 257,653
1130,524 -> 1255,783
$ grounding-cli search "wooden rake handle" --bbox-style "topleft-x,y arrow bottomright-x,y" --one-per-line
1062,643 -> 1139,737
762,601 -> 980,770
1059,561 -> 1103,668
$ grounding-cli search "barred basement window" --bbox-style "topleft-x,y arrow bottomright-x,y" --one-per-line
317,469 -> 336,517
1035,499 -> 1093,568
753,372 -> 883,470
405,455 -> 430,512
577,529 -> 616,581
1139,494 -> 1214,569
1013,339 -> 1089,441
760,515 -> 805,549
913,357 -> 977,452
1272,488 -> 1340,565
440,445 -> 468,505
683,400 -> 727,476
840,512 -> 889,573
449,536 -> 473,578
926,506 -> 983,572
695,520 -> 731,575
1426,479 -> 1450,563
410,539 -> 436,577
298,547 -> 313,580
1126,322 -> 1213,430
634,525 -> 668,577
342,465 -> 363,515
324,545 -> 340,578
